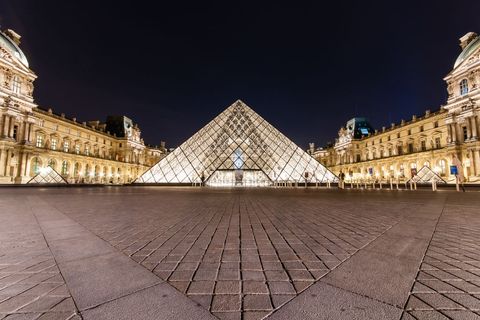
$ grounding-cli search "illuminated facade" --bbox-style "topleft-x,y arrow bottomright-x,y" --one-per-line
0,29 -> 165,184
137,100 -> 337,186
311,32 -> 480,183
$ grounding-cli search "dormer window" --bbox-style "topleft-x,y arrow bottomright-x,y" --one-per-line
12,75 -> 21,94
460,79 -> 469,95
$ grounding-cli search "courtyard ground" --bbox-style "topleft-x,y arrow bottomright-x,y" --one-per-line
0,187 -> 479,320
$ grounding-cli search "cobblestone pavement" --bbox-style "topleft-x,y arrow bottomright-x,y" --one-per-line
403,201 -> 480,320
0,187 -> 479,320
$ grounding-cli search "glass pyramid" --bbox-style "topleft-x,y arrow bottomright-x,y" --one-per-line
408,165 -> 446,184
136,100 -> 337,186
27,166 -> 68,184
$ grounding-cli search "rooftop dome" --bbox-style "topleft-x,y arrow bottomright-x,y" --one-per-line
453,34 -> 480,69
0,30 -> 29,68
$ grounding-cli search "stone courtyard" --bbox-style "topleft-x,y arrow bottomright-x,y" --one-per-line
0,187 -> 479,320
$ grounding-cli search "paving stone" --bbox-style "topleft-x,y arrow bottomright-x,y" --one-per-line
243,294 -> 272,311
215,281 -> 241,294
211,295 -> 241,312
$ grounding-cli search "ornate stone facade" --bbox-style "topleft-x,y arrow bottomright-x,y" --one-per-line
311,32 -> 480,183
0,29 -> 165,184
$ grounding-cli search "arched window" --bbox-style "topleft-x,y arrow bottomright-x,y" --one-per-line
460,79 -> 469,95
438,159 -> 447,176
61,161 -> 68,175
74,163 -> 80,177
32,157 -> 41,175
12,75 -> 21,94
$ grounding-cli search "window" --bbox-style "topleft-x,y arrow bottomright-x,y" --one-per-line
12,75 -> 21,94
460,79 -> 469,95
408,143 -> 414,153
397,145 -> 403,155
380,150 -> 384,158
462,126 -> 468,141
36,135 -> 43,148
13,125 -> 18,140
388,148 -> 393,156
434,121 -> 439,128
51,138 -> 57,150
85,146 -> 90,156
397,133 -> 400,139
63,141 -> 69,153
438,159 -> 446,176
435,137 -> 441,149
61,161 -> 68,176
32,158 -> 40,175
356,154 -> 361,162
421,140 -> 426,151
75,144 -> 80,154
419,125 -> 424,132
408,129 -> 411,135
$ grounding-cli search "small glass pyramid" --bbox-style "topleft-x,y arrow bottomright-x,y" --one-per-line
137,100 -> 337,186
408,165 -> 446,184
27,166 -> 68,184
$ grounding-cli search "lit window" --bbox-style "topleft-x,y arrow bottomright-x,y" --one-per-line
460,79 -> 469,95
36,135 -> 43,148
63,141 -> 69,153
32,158 -> 40,174
85,146 -> 90,156
438,159 -> 446,176
12,76 -> 21,94
51,139 -> 57,150
75,144 -> 80,154
61,161 -> 68,175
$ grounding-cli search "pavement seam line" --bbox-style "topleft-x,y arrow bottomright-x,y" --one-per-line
399,195 -> 449,320
27,195 -> 84,320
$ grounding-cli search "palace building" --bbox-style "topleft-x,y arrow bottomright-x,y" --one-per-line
310,32 -> 480,183
0,29 -> 165,184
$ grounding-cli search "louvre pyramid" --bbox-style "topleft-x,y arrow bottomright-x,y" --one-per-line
407,166 -> 446,184
137,100 -> 337,186
27,166 -> 68,184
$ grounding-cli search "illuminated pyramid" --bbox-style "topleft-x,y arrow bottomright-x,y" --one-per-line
27,166 -> 68,184
136,100 -> 337,186
408,166 -> 446,184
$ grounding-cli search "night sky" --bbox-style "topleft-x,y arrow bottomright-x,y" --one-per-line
1,1 -> 480,149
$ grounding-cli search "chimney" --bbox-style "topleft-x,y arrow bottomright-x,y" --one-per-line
459,32 -> 478,49
4,29 -> 21,45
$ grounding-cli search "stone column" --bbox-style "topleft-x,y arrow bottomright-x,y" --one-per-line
475,150 -> 480,176
0,149 -> 6,176
3,115 -> 10,138
472,116 -> 478,140
27,123 -> 33,143
24,153 -> 31,177
447,124 -> 452,143
452,124 -> 457,143
8,116 -> 15,139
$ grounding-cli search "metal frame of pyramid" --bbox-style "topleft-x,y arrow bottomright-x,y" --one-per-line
27,166 -> 68,184
407,165 -> 446,184
136,100 -> 337,186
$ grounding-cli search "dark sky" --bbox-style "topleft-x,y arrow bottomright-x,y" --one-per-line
1,1 -> 480,148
